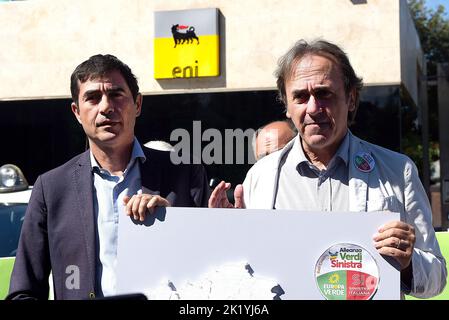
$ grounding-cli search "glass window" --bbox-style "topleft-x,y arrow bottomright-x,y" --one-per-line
0,204 -> 27,258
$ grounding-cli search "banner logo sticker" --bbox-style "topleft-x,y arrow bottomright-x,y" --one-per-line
315,243 -> 380,300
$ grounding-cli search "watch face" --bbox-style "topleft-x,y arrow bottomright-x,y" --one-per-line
315,243 -> 380,300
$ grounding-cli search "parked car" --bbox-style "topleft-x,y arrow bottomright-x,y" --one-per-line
0,164 -> 32,299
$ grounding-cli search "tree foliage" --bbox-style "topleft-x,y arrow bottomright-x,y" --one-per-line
408,0 -> 449,65
407,0 -> 448,183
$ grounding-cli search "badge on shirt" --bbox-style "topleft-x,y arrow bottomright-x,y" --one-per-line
354,152 -> 375,173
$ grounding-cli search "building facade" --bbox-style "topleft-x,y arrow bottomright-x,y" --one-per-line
0,0 -> 435,222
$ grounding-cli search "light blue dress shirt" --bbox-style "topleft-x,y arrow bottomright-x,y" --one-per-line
90,138 -> 146,297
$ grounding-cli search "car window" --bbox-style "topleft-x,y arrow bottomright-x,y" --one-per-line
0,204 -> 27,258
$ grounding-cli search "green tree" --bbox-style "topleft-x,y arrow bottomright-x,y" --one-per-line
408,0 -> 449,66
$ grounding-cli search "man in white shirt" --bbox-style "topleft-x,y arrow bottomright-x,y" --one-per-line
209,39 -> 446,298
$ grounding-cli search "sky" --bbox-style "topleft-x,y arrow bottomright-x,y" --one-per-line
426,0 -> 449,17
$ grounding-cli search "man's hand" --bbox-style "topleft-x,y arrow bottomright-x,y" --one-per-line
373,221 -> 416,270
208,181 -> 245,208
123,194 -> 171,222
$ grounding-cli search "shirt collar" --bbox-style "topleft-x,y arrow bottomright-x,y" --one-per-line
287,131 -> 350,168
286,135 -> 307,167
333,131 -> 349,166
90,137 -> 146,173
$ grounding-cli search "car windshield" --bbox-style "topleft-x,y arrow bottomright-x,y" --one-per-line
0,203 -> 27,258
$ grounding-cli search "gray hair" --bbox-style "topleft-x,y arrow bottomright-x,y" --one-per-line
274,39 -> 363,125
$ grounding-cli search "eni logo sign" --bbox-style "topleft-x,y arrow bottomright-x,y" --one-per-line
154,8 -> 220,79
171,24 -> 199,48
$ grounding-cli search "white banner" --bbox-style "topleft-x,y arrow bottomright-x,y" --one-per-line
116,208 -> 400,300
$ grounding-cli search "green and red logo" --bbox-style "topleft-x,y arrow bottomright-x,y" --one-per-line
315,243 -> 379,300
354,152 -> 375,173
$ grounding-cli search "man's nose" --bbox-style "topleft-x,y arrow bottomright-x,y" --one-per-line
99,95 -> 114,114
306,95 -> 322,115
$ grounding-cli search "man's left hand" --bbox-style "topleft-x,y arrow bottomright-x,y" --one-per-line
373,221 -> 416,270
123,194 -> 171,222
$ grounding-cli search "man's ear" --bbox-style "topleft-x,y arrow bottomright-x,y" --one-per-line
135,93 -> 142,117
348,89 -> 356,112
71,102 -> 82,124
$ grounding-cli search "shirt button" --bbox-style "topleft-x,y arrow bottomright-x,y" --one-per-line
89,292 -> 96,299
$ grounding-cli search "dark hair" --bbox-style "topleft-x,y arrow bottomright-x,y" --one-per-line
274,39 -> 363,124
70,54 -> 139,105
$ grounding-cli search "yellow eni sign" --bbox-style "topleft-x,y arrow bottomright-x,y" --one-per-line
154,8 -> 220,79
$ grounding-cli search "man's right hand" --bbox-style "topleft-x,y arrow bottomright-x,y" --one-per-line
208,181 -> 245,208
123,194 -> 171,222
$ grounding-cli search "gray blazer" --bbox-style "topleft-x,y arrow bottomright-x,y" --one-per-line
7,146 -> 210,300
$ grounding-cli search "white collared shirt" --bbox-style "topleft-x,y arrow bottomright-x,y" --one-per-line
275,133 -> 350,211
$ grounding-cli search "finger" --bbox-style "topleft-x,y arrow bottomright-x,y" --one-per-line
131,195 -> 142,220
125,195 -> 135,216
376,245 -> 409,259
138,196 -> 150,221
378,220 -> 413,233
234,184 -> 245,209
376,247 -> 412,270
146,196 -> 171,214
208,181 -> 225,208
225,201 -> 234,208
373,228 -> 410,242
373,236 -> 402,250
156,196 -> 171,208
396,238 -> 411,251
208,181 -> 231,208
123,195 -> 131,205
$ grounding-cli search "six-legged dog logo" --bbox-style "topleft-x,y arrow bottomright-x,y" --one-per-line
171,24 -> 200,48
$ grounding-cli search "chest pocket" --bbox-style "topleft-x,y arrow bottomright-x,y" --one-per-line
366,195 -> 403,213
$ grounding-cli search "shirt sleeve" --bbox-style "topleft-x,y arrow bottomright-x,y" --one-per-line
403,160 -> 447,298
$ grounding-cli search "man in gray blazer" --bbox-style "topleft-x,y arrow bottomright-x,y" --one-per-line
8,54 -> 209,300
